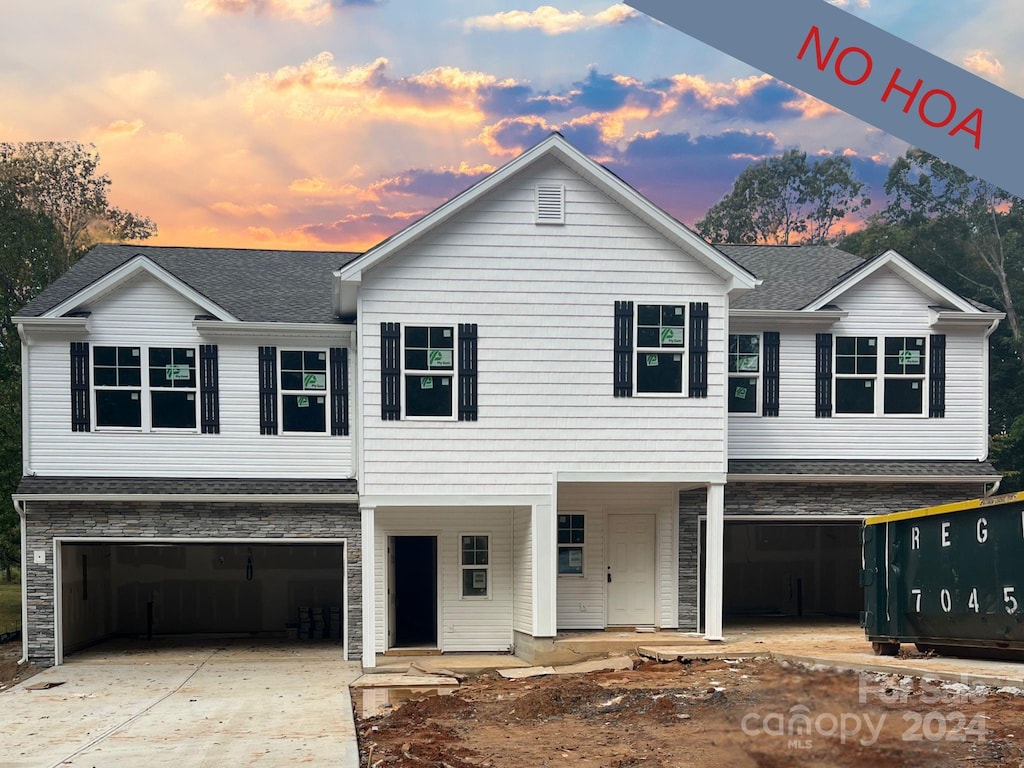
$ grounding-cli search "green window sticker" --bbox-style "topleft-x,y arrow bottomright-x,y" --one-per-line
661,327 -> 685,346
165,364 -> 190,381
898,349 -> 921,366
428,349 -> 453,368
646,354 -> 659,367
303,373 -> 327,390
735,386 -> 748,400
297,396 -> 309,408
421,377 -> 434,390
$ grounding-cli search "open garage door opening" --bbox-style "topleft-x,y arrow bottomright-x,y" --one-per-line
700,521 -> 862,629
58,541 -> 346,659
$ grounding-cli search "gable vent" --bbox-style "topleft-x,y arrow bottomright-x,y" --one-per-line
535,184 -> 565,224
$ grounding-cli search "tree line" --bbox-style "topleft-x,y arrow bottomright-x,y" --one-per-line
0,142 -> 155,579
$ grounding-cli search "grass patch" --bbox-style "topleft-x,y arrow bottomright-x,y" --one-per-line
0,580 -> 21,633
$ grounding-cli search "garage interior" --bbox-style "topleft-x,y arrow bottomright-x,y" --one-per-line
59,542 -> 345,656
702,521 -> 863,622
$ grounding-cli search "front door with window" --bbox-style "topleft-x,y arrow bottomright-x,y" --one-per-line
606,514 -> 656,626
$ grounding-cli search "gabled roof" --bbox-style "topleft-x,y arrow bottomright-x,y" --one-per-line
803,249 -> 982,313
17,244 -> 360,324
334,133 -> 759,312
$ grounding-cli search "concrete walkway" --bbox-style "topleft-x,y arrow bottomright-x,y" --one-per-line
1,641 -> 360,768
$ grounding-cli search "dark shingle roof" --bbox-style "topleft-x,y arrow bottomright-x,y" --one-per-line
728,459 -> 1000,479
16,476 -> 357,496
718,244 -> 866,311
17,244 -> 361,324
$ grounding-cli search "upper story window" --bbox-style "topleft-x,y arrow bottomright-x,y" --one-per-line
635,304 -> 686,395
93,345 -> 197,430
834,336 -> 926,415
379,322 -> 478,422
728,334 -> 760,414
404,326 -> 455,418
280,350 -> 328,433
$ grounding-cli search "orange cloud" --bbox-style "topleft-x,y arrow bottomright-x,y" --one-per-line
97,119 -> 145,139
187,0 -> 333,25
464,4 -> 640,35
962,50 -> 1004,79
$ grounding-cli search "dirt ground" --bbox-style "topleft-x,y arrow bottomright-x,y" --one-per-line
0,641 -> 41,692
355,656 -> 1024,768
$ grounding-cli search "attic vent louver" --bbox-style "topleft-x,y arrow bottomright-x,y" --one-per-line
535,184 -> 565,224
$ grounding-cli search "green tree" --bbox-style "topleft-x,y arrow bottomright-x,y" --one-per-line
696,149 -> 869,245
0,142 -> 156,581
0,142 -> 156,273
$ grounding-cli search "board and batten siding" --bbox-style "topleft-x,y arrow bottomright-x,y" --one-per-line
555,482 -> 679,630
373,507 -> 514,654
512,506 -> 533,635
25,272 -> 353,478
729,267 -> 990,460
359,157 -> 730,498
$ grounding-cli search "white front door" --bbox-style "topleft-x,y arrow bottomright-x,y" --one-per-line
607,514 -> 656,626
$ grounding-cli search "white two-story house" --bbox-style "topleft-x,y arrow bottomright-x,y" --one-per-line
13,134 -> 1002,667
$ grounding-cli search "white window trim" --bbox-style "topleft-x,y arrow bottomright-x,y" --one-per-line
557,512 -> 586,578
401,325 -> 458,421
278,348 -> 331,435
727,332 -> 762,417
833,335 -> 929,418
458,533 -> 491,600
633,303 -> 688,398
92,344 -> 199,433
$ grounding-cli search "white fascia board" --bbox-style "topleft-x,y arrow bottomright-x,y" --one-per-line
193,319 -> 355,343
727,473 -> 1000,484
334,134 -> 758,292
805,249 -> 979,313
359,494 -> 550,509
14,493 -> 358,504
15,316 -> 90,343
929,308 -> 1005,327
556,471 -> 728,485
729,309 -> 848,325
44,255 -> 237,321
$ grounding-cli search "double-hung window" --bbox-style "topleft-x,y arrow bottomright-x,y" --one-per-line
280,350 -> 328,433
404,326 -> 455,418
883,337 -> 926,414
460,535 -> 489,598
635,304 -> 686,395
94,345 -> 197,429
835,336 -> 927,415
728,334 -> 760,413
557,514 -> 585,575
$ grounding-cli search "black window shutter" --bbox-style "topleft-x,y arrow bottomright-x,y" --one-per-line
613,301 -> 633,397
381,322 -> 401,420
70,341 -> 90,432
689,302 -> 709,398
815,333 -> 833,418
458,323 -> 478,421
330,347 -> 349,435
929,334 -> 946,418
258,346 -> 278,435
762,331 -> 780,417
199,344 -> 220,434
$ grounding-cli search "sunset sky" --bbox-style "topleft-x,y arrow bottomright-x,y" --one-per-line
2,1 -> 1020,252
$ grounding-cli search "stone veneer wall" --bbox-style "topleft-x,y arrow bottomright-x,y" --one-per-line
677,482 -> 988,632
23,500 -> 361,666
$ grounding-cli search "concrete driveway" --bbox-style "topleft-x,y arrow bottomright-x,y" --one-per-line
2,640 -> 360,768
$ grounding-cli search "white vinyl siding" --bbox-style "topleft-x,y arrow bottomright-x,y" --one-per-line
359,157 -> 729,498
729,267 -> 990,460
373,507 -> 514,654
24,272 -> 353,478
512,506 -> 533,635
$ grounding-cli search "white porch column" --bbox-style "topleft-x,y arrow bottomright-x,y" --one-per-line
532,501 -> 557,637
360,505 -> 376,668
704,483 -> 725,641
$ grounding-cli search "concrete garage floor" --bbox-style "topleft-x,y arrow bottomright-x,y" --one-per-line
1,640 -> 360,768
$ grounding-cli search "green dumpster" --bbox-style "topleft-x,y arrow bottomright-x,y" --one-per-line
862,491 -> 1024,658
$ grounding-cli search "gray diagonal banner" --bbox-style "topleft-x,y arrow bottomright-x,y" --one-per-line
626,0 -> 1024,198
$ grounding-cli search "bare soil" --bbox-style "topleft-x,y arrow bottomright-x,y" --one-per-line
355,657 -> 1024,768
0,640 -> 41,692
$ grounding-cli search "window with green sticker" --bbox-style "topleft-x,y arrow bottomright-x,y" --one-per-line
728,334 -> 760,414
404,326 -> 455,417
834,336 -> 927,416
280,350 -> 329,432
635,304 -> 686,394
93,345 -> 198,430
